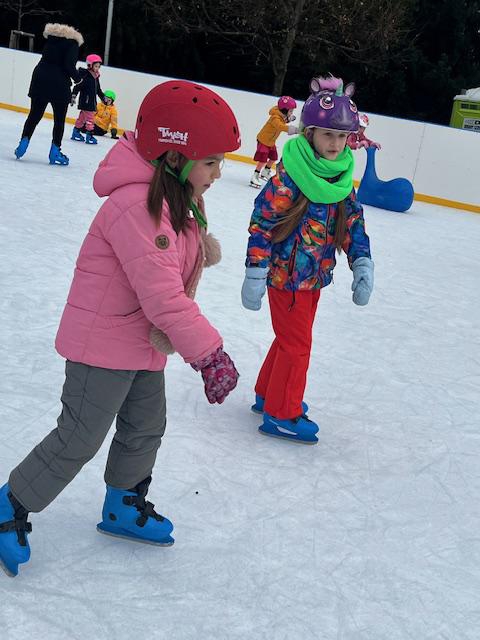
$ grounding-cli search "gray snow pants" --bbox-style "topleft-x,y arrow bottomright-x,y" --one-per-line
9,360 -> 166,513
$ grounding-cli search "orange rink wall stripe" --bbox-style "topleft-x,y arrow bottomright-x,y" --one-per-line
2,103 -> 477,214
0,101 -> 77,125
0,101 -> 125,132
225,153 -> 480,214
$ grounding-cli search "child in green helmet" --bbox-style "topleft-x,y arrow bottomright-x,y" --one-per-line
93,89 -> 119,138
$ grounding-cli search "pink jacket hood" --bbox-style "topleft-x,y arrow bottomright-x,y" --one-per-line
94,131 -> 152,198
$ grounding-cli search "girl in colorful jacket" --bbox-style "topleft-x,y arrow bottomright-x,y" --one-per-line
250,96 -> 298,188
242,75 -> 374,445
70,53 -> 106,145
93,89 -> 119,138
0,80 -> 241,577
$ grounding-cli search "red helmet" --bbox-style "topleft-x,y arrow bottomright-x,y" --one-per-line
134,80 -> 241,161
277,96 -> 296,110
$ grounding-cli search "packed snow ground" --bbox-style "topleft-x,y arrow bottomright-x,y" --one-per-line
1,109 -> 480,640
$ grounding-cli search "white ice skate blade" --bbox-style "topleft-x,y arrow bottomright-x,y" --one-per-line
258,427 -> 318,445
96,525 -> 174,546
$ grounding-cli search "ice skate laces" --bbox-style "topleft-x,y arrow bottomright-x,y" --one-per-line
122,478 -> 165,527
0,492 -> 32,546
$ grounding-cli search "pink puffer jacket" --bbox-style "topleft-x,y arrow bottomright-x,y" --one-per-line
55,132 -> 223,370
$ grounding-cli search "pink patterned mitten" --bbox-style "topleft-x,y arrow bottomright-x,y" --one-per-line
191,347 -> 239,404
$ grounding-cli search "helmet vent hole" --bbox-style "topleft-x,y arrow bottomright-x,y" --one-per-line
194,86 -> 203,90
138,115 -> 143,124
213,99 -> 220,105
192,97 -> 198,103
172,86 -> 180,90
233,126 -> 237,134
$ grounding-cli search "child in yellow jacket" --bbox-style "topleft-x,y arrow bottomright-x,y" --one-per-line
250,96 -> 298,188
93,89 -> 119,138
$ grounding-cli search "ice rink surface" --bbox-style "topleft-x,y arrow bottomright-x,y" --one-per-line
1,109 -> 480,639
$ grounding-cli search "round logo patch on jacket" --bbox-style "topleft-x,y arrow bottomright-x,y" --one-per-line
155,235 -> 169,250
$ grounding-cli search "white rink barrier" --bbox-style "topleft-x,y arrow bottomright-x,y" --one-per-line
1,46 -> 479,212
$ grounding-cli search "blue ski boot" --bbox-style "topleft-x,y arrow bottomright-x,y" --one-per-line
259,413 -> 319,444
85,132 -> 98,145
14,136 -> 29,159
0,484 -> 31,577
97,476 -> 174,545
71,127 -> 85,142
49,144 -> 69,165
251,393 -> 308,416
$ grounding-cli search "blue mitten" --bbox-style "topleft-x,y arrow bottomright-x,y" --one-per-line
351,257 -> 374,306
241,266 -> 269,311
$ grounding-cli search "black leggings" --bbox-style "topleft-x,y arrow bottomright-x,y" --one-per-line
21,97 -> 69,147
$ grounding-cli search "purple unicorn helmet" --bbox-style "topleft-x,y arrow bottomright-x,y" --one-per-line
301,75 -> 359,132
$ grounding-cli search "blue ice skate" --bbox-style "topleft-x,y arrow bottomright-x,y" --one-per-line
97,477 -> 174,546
0,484 -> 31,577
71,127 -> 85,142
259,412 -> 319,445
251,393 -> 309,416
14,136 -> 29,159
49,144 -> 69,165
85,132 -> 98,145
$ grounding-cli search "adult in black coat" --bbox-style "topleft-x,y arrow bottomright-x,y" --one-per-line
15,23 -> 84,165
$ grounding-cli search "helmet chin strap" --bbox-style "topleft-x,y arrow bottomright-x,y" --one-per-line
154,160 -> 207,229
177,160 -> 194,186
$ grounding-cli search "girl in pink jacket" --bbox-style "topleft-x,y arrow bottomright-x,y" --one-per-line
0,80 -> 241,578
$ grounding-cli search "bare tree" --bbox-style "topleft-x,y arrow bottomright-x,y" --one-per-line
0,0 -> 61,31
144,0 -> 414,94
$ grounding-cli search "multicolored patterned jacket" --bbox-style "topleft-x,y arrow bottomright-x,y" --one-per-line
245,163 -> 371,291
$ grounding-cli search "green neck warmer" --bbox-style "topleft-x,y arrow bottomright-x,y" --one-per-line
282,134 -> 355,203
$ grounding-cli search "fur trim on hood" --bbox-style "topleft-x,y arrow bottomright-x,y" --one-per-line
43,23 -> 84,46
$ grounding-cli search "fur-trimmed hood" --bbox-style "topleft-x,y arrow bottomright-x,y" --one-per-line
43,23 -> 84,46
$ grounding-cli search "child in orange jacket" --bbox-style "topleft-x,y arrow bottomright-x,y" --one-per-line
93,89 -> 119,138
250,96 -> 298,188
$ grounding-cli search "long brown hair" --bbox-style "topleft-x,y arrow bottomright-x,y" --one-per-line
147,153 -> 193,233
272,194 -> 347,251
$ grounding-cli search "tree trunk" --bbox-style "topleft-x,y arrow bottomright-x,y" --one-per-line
272,65 -> 287,96
271,0 -> 307,94
17,0 -> 23,30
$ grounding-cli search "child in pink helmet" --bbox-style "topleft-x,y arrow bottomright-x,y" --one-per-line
250,96 -> 298,188
71,53 -> 107,145
0,80 -> 241,577
347,113 -> 381,150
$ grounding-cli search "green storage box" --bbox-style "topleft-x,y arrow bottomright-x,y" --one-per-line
450,88 -> 480,132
